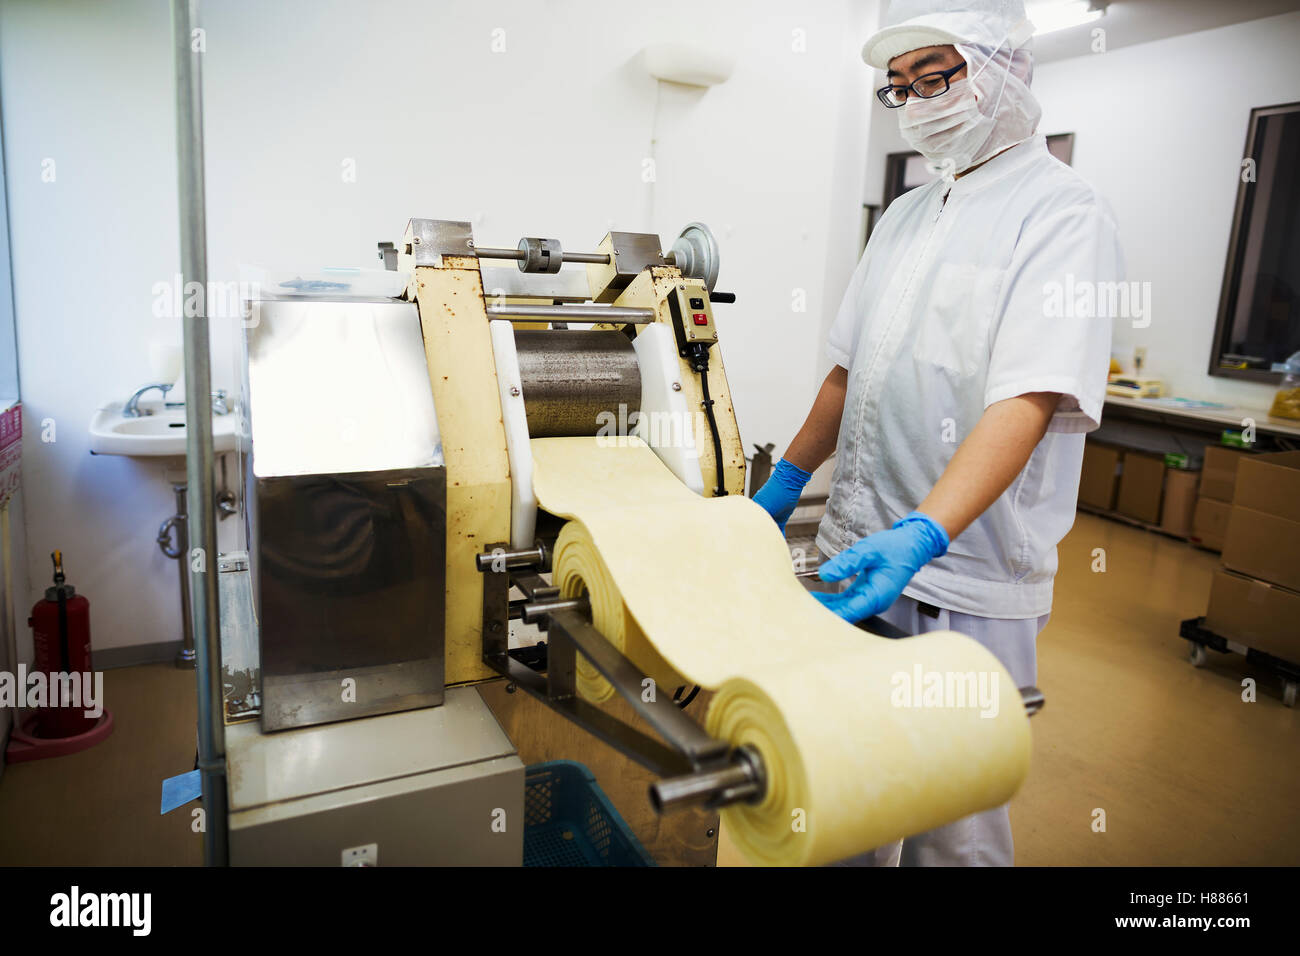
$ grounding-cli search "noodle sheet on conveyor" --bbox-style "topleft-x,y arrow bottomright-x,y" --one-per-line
530,436 -> 1031,867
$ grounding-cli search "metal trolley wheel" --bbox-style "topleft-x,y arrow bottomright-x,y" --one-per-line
1182,618 -> 1299,708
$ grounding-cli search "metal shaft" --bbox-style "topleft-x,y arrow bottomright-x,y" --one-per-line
475,246 -> 610,265
173,0 -> 227,866
520,596 -> 590,625
1020,686 -> 1045,716
485,304 -> 655,323
550,251 -> 609,264
474,544 -> 547,572
650,745 -> 766,813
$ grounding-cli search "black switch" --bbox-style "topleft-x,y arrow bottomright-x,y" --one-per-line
689,296 -> 704,309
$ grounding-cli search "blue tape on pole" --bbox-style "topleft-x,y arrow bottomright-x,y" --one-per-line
160,769 -> 202,814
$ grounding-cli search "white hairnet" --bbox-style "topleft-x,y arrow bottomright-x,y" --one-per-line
863,0 -> 1034,69
955,40 -> 1042,169
865,2 -> 1042,176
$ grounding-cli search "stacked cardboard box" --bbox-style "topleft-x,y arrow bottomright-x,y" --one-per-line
1078,440 -> 1201,535
1160,467 -> 1200,537
1190,446 -> 1247,550
1078,442 -> 1121,510
1115,451 -> 1165,524
1204,452 -> 1300,663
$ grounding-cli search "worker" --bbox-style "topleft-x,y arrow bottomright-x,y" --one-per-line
753,0 -> 1123,866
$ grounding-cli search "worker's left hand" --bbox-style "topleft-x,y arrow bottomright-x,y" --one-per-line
752,458 -> 813,533
812,512 -> 949,623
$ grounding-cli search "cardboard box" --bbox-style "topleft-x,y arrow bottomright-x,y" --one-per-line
1116,452 -> 1165,524
1231,450 -> 1300,524
1221,505 -> 1300,593
1191,496 -> 1231,551
1159,467 -> 1199,537
0,403 -> 19,508
1200,445 -> 1247,502
1205,569 -> 1300,663
1078,442 -> 1121,511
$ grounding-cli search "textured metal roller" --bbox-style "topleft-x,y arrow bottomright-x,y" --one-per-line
514,330 -> 642,438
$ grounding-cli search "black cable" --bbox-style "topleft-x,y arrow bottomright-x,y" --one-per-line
674,685 -> 701,709
689,344 -> 728,497
700,372 -> 727,497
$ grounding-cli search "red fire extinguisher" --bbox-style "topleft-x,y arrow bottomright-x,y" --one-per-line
29,550 -> 96,738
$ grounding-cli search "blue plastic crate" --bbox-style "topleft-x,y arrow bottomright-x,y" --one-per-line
523,760 -> 656,867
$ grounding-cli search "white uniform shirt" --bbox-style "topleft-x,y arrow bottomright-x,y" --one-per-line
816,134 -> 1123,619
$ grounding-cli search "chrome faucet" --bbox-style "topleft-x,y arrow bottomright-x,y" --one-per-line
123,383 -> 173,418
124,384 -> 230,418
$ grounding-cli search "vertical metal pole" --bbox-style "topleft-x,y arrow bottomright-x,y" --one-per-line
172,0 -> 227,866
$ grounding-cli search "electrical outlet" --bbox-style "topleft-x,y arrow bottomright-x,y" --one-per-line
342,843 -> 378,867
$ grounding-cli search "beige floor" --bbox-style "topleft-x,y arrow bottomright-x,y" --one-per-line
720,511 -> 1300,865
1011,512 -> 1299,866
0,662 -> 203,865
2,511 -> 1296,866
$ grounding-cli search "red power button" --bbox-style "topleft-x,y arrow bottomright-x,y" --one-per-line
692,313 -> 708,326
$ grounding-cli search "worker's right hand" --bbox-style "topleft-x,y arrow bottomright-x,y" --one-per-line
751,458 -> 812,533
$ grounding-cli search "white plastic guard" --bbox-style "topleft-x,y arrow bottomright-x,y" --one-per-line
632,323 -> 705,496
489,320 -> 536,550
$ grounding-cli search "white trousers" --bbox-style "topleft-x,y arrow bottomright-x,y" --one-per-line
830,594 -> 1046,867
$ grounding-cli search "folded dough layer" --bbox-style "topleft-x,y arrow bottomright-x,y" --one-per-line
531,436 -> 1030,866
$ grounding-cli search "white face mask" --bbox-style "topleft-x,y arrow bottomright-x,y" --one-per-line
895,35 -> 1039,180
897,75 -> 993,178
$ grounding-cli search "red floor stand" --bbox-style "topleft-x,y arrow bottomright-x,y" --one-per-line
5,709 -> 114,763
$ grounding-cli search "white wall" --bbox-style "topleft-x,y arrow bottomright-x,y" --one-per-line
1024,12 -> 1300,406
0,0 -> 880,654
1,0 -> 185,661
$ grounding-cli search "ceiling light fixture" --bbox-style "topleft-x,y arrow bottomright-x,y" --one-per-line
1027,0 -> 1107,36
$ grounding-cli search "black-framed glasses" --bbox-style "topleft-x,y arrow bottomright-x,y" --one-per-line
876,61 -> 967,109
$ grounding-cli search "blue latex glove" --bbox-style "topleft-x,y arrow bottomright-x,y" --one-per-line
812,512 -> 949,623
752,459 -> 813,532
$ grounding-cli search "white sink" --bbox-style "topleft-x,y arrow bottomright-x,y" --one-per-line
90,403 -> 238,457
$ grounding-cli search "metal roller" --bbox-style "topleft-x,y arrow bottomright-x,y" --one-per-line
489,304 -> 655,323
514,330 -> 642,438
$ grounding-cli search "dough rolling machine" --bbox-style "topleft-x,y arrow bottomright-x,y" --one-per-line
400,216 -> 769,813
223,216 -> 1043,865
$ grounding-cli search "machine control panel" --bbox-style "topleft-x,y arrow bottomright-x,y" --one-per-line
667,279 -> 718,355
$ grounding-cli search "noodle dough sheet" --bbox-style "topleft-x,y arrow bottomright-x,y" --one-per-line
530,436 -> 1031,866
